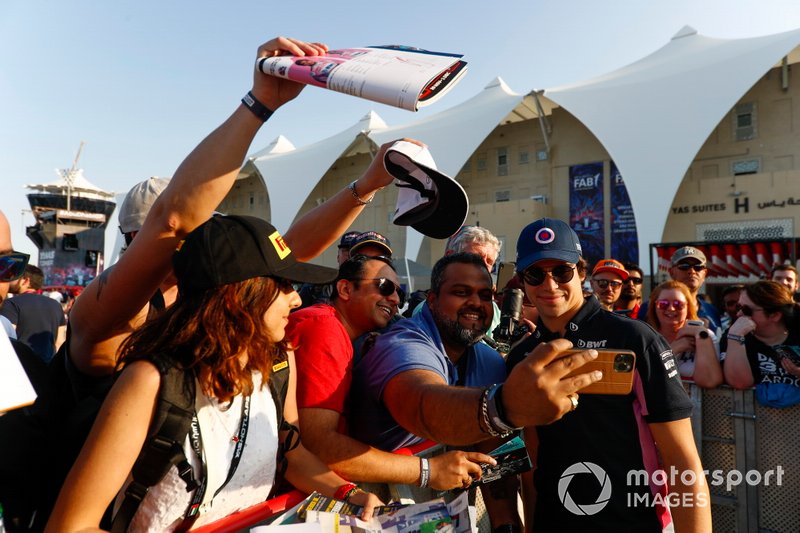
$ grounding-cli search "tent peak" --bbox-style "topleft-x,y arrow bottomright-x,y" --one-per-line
358,110 -> 388,130
265,135 -> 296,155
672,25 -> 698,40
484,76 -> 512,92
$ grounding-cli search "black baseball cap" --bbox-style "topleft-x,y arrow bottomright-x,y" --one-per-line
173,214 -> 337,294
338,230 -> 361,249
349,231 -> 393,256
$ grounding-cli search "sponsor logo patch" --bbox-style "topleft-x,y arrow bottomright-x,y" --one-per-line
269,231 -> 291,259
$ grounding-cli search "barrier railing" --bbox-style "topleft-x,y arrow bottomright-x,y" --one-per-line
685,381 -> 800,533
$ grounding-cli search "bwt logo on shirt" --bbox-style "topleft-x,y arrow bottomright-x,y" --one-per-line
575,339 -> 608,349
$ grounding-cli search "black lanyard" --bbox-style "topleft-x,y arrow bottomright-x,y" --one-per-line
183,394 -> 251,520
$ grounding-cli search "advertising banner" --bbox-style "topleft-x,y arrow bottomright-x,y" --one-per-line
610,162 -> 639,264
569,162 -> 604,266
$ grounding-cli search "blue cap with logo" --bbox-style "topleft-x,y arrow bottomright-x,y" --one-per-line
516,218 -> 583,272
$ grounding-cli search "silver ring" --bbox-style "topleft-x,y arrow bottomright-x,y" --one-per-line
569,394 -> 579,411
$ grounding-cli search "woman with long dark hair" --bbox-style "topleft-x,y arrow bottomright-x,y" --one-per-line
645,280 -> 722,388
47,215 -> 382,531
723,280 -> 800,407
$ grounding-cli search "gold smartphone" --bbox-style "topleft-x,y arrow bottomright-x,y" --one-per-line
562,349 -> 637,395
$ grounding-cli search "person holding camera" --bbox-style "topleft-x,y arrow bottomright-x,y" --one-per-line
645,280 -> 722,388
506,218 -> 710,533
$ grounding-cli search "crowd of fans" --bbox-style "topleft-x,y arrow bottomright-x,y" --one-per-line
0,35 -> 798,533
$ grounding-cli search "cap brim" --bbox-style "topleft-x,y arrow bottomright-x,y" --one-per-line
385,143 -> 468,239
275,261 -> 338,284
517,250 -> 581,273
350,240 -> 393,256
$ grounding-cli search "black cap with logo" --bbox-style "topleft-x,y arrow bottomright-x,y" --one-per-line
173,214 -> 338,294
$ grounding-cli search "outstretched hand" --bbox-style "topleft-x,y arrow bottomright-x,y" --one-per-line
252,37 -> 329,111
428,450 -> 494,491
503,339 -> 602,427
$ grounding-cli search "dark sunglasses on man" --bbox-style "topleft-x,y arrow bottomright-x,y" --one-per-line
594,279 -> 623,289
623,277 -> 643,286
0,251 -> 30,283
348,277 -> 406,307
675,263 -> 706,272
521,264 -> 576,286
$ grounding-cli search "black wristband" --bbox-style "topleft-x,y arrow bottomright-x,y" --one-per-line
241,91 -> 274,122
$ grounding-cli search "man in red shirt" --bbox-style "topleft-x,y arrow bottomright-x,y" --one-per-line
287,254 -> 491,491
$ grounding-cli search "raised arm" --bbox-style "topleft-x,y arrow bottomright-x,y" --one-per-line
69,37 -> 330,375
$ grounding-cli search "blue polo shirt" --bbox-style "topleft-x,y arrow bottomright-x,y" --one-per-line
348,304 -> 507,451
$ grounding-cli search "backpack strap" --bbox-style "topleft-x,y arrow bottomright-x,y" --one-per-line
110,360 -> 197,533
267,357 -> 299,499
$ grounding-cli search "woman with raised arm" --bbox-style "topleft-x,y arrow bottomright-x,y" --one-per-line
47,215 -> 383,531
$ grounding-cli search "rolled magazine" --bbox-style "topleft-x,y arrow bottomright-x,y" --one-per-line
258,45 -> 468,111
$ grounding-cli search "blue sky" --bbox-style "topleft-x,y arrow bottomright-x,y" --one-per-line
3,0 -> 800,259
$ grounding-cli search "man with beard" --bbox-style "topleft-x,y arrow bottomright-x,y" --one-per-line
349,253 -> 506,451
349,252 -> 522,530
614,262 -> 644,317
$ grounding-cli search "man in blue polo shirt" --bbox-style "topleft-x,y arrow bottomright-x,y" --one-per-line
350,252 -> 506,451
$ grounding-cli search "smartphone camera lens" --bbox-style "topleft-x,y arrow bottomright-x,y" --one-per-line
613,353 -> 634,373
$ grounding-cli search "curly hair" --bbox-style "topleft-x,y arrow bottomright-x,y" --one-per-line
118,276 -> 289,404
646,280 -> 698,331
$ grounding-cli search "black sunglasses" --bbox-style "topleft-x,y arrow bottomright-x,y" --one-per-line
594,279 -> 622,289
0,251 -> 30,283
521,264 -> 576,286
349,277 -> 406,306
676,263 -> 706,272
624,277 -> 643,286
737,304 -> 763,317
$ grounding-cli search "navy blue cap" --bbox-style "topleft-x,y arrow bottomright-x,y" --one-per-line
516,218 -> 583,272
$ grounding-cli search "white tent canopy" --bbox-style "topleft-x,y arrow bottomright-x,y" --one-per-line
27,168 -> 115,200
544,25 -> 800,266
244,26 -> 800,267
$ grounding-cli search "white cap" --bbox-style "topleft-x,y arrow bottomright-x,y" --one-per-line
118,177 -> 171,234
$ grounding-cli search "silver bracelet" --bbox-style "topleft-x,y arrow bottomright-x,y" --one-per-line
479,387 -> 504,437
348,180 -> 374,206
419,457 -> 430,488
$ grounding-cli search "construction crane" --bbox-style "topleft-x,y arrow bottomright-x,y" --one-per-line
63,141 -> 85,212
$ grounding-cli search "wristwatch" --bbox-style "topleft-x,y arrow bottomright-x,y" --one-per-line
727,333 -> 746,345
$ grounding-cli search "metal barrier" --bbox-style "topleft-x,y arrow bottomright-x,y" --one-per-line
686,382 -> 800,533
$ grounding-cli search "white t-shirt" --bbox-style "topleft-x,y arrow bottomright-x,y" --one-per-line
122,371 -> 279,531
